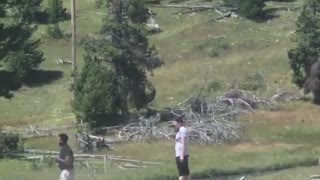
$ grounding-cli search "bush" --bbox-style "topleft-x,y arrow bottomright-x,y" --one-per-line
208,49 -> 219,57
0,133 -> 22,152
72,59 -> 122,129
238,0 -> 265,19
223,0 -> 266,20
239,73 -> 266,91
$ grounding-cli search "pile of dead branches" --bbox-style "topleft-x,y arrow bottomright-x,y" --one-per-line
75,132 -> 121,153
117,88 -> 302,144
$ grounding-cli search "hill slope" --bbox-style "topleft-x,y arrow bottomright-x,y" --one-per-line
0,0 -> 303,126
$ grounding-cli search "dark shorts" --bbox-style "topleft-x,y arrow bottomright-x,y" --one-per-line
175,155 -> 190,176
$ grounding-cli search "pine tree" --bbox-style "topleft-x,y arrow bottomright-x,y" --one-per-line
73,0 -> 161,128
72,58 -> 121,128
288,0 -> 320,87
0,0 -> 44,98
15,0 -> 44,23
47,0 -> 66,38
3,24 -> 44,77
101,0 -> 159,115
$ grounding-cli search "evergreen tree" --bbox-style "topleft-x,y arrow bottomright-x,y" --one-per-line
239,0 -> 265,19
288,0 -> 320,87
73,0 -> 161,128
72,58 -> 121,128
127,0 -> 150,24
223,0 -> 265,20
14,0 -> 45,23
0,0 -> 44,98
288,0 -> 320,103
3,24 -> 43,77
101,0 -> 159,115
47,0 -> 66,38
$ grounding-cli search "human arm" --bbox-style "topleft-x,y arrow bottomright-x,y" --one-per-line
55,147 -> 72,165
55,156 -> 71,165
180,128 -> 187,161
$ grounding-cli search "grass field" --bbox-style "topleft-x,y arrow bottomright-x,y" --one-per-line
2,0 -> 320,179
0,0 -> 302,122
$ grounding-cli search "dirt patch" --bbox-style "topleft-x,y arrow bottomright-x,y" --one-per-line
228,142 -> 302,152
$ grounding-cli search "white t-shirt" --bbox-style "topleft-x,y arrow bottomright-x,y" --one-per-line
175,126 -> 189,157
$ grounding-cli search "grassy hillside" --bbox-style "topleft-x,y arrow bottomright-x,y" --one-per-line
0,0 -> 303,125
2,0 -> 320,179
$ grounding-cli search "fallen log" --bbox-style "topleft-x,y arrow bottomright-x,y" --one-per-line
118,163 -> 148,169
110,157 -> 163,165
150,4 -> 237,11
2,152 -> 163,167
215,12 -> 232,21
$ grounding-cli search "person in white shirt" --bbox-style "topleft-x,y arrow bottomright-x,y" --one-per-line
173,117 -> 191,180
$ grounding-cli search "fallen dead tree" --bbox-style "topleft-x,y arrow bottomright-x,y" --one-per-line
151,3 -> 239,21
150,4 -> 237,11
1,124 -> 84,139
75,132 -> 121,153
117,88 -> 302,144
1,149 -> 162,173
2,88 -> 302,148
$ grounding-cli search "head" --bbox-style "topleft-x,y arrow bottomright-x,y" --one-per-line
58,133 -> 68,147
172,117 -> 184,132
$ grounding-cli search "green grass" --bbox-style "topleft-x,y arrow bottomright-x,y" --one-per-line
0,0 -> 302,121
2,0 -> 320,179
4,101 -> 320,179
1,142 -> 319,180
250,166 -> 320,180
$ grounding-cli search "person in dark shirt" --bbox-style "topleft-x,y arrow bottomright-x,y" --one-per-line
55,134 -> 75,180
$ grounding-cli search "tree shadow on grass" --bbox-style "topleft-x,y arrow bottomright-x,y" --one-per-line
0,71 -> 22,98
22,69 -> 64,87
252,9 -> 280,23
34,11 -> 71,25
0,69 -> 64,98
255,6 -> 301,23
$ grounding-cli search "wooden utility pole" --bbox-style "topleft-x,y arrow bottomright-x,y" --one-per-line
71,0 -> 76,76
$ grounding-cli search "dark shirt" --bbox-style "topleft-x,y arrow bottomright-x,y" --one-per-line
59,145 -> 74,170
